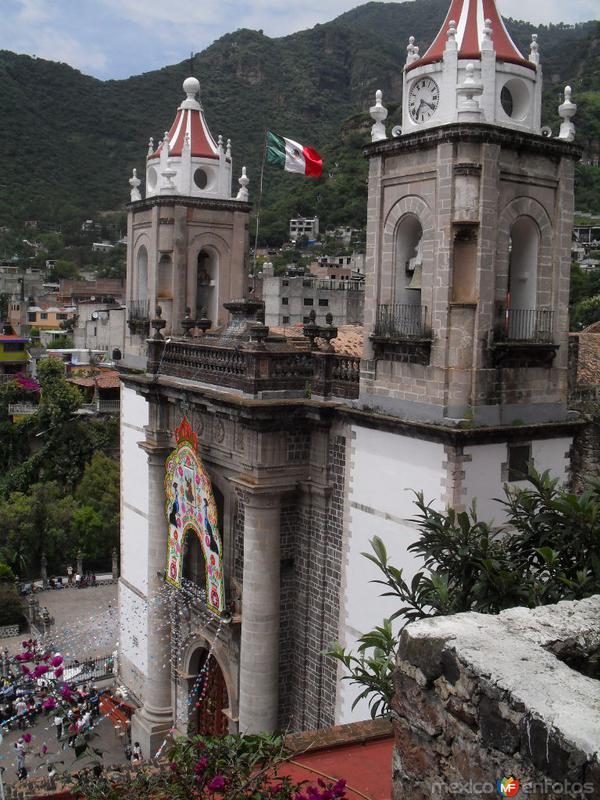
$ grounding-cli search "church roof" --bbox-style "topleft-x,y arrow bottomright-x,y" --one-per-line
148,77 -> 221,161
407,0 -> 534,72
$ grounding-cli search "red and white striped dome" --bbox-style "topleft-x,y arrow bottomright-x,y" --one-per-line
148,77 -> 221,161
407,0 -> 534,72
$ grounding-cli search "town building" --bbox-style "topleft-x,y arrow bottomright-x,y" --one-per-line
117,0 -> 584,759
262,269 -> 364,327
0,325 -> 30,376
289,216 -> 319,242
72,302 -> 126,357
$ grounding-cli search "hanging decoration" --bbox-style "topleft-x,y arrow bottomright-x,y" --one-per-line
164,416 -> 225,613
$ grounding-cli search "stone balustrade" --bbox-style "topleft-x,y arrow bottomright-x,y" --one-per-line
151,337 -> 360,399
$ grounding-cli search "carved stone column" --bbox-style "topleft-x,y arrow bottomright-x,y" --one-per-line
235,484 -> 285,733
130,436 -> 173,758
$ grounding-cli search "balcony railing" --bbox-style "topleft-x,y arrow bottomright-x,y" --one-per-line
495,308 -> 554,343
374,304 -> 429,339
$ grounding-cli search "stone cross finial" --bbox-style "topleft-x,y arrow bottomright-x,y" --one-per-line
481,18 -> 493,50
558,85 -> 576,141
129,168 -> 142,202
147,136 -> 154,157
529,33 -> 540,65
446,19 -> 457,50
457,63 -> 484,121
370,89 -> 388,142
236,166 -> 249,201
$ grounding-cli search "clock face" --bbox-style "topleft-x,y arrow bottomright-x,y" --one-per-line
408,77 -> 440,123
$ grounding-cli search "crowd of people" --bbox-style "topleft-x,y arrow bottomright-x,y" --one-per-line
0,639 -> 104,781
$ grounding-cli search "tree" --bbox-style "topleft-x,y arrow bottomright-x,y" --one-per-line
572,295 -> 600,329
328,471 -> 600,718
47,335 -> 74,349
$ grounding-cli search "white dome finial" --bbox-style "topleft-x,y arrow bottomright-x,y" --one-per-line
183,76 -> 200,99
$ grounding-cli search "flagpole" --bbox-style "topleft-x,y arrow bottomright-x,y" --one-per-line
252,129 -> 268,275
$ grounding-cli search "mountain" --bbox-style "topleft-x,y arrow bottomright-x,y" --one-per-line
1,0 -> 599,242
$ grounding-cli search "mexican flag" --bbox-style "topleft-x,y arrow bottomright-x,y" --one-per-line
266,130 -> 323,177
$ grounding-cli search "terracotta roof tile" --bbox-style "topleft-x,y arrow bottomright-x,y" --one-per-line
67,369 -> 121,389
270,324 -> 364,358
575,332 -> 600,385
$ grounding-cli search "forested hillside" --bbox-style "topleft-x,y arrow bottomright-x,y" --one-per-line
1,0 -> 599,243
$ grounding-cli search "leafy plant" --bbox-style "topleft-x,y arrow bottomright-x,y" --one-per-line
327,470 -> 600,717
70,733 -> 348,800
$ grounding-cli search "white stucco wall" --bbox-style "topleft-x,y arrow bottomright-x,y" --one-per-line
120,385 -> 149,594
462,437 -> 572,524
119,384 -> 150,693
337,425 -> 446,724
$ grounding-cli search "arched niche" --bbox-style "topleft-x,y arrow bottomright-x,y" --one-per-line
394,213 -> 423,306
136,246 -> 148,308
196,249 -> 219,324
157,254 -> 173,299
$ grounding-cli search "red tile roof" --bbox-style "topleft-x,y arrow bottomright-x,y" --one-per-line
574,331 -> 600,385
270,324 -> 364,358
67,369 -> 121,389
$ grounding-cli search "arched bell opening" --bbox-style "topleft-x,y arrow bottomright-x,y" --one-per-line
390,213 -> 424,336
136,246 -> 148,309
507,216 -> 542,339
196,249 -> 219,325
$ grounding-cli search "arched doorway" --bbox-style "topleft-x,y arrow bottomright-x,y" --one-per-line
189,648 -> 229,735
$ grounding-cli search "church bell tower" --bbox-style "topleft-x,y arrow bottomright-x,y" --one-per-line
124,77 -> 251,367
362,0 -> 579,430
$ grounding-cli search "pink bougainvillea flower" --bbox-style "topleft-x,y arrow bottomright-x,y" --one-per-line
50,655 -> 63,667
33,665 -> 49,678
194,756 -> 209,773
42,697 -> 57,710
20,664 -> 31,675
22,733 -> 32,743
207,775 -> 226,791
54,667 -> 64,678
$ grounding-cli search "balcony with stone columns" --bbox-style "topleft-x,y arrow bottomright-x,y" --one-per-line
146,300 -> 360,401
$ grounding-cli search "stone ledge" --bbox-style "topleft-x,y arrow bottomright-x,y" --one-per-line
285,718 -> 393,754
393,596 -> 600,799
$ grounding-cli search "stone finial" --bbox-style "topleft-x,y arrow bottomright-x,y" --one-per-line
183,76 -> 200,100
370,89 -> 388,142
446,19 -> 457,50
529,33 -> 540,65
457,63 -> 484,121
558,85 -> 576,142
218,134 -> 224,153
226,138 -> 232,158
236,166 -> 249,201
147,136 -> 154,157
405,36 -> 417,66
161,164 -> 177,193
129,168 -> 142,202
481,18 -> 493,50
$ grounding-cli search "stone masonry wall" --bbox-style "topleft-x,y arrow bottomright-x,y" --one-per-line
392,596 -> 600,800
287,434 -> 346,732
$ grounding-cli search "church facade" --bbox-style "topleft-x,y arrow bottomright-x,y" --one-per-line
117,0 -> 582,756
